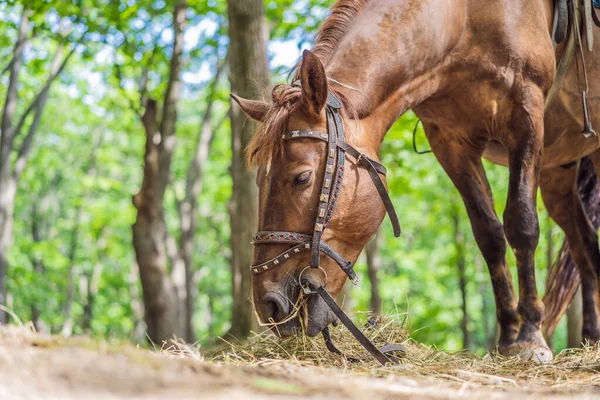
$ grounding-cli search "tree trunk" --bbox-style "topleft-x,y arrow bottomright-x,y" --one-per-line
453,208 -> 470,350
132,0 -> 188,344
0,10 -> 76,323
366,231 -> 383,315
475,255 -> 495,350
0,9 -> 30,324
227,0 -> 269,339
175,62 -> 224,342
0,181 -> 16,324
82,260 -> 103,332
132,103 -> 183,343
30,203 -> 43,331
567,286 -> 583,348
61,205 -> 81,337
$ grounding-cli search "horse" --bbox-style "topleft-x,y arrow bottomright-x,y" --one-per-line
231,0 -> 600,362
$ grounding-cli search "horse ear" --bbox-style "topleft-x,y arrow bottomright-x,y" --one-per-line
299,50 -> 328,119
230,94 -> 269,122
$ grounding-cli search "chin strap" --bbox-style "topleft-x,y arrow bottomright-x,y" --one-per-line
317,286 -> 405,365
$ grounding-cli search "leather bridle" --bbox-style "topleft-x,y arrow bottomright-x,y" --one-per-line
250,91 -> 404,365
251,92 -> 400,279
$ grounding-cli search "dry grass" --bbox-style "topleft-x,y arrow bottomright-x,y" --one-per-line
2,315 -> 600,399
213,314 -> 600,390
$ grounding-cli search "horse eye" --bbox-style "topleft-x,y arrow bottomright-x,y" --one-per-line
293,171 -> 312,186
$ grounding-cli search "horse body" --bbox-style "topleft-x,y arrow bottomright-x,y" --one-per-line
233,0 -> 600,362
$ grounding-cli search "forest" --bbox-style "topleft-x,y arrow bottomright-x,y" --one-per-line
0,0 -> 580,358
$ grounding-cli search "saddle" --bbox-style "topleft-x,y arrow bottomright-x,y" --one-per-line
551,0 -> 599,138
553,0 -> 600,46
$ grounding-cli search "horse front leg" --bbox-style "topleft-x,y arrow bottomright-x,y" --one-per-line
502,84 -> 552,362
426,125 -> 520,349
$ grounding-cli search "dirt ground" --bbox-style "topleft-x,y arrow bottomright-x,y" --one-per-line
1,326 -> 599,400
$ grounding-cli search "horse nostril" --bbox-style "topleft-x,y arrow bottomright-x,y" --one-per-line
263,292 -> 291,322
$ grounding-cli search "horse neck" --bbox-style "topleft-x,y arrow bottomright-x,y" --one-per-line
323,0 -> 466,150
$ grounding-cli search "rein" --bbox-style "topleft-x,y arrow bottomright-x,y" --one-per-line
251,92 -> 403,365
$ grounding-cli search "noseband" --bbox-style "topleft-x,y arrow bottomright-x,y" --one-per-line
250,92 -> 404,365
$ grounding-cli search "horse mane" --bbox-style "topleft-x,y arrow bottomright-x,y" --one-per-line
310,0 -> 371,67
247,0 -> 369,167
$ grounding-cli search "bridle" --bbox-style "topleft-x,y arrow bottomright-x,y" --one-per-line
250,91 -> 404,365
251,92 -> 400,280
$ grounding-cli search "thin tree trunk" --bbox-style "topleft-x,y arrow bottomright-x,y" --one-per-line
174,62 -> 225,342
567,286 -> 583,348
227,0 -> 269,339
30,203 -> 43,330
61,205 -> 82,337
366,231 -> 383,315
132,0 -> 187,344
453,207 -> 470,350
0,9 -> 30,324
0,180 -> 16,324
475,255 -> 494,350
0,11 -> 76,323
207,292 -> 215,338
83,260 -> 103,331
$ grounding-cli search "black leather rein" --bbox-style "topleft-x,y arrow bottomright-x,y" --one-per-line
250,92 -> 403,365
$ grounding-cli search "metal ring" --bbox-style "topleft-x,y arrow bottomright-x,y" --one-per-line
298,266 -> 328,294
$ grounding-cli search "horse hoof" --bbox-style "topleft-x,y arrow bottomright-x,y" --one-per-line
516,346 -> 553,363
499,342 -> 553,363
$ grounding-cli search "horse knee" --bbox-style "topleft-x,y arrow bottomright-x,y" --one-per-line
503,206 -> 540,251
474,220 -> 506,264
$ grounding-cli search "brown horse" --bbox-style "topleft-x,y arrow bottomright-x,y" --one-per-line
232,0 -> 600,362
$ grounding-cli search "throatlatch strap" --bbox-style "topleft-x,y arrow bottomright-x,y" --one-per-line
356,154 -> 401,238
317,286 -> 399,366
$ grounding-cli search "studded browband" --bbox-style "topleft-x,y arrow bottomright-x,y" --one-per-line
250,92 -> 401,281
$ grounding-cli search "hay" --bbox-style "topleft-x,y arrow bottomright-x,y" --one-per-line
214,314 -> 600,390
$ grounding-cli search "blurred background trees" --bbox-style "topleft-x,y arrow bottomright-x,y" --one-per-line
0,0 -> 575,353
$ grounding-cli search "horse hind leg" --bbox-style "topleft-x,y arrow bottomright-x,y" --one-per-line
540,161 -> 600,345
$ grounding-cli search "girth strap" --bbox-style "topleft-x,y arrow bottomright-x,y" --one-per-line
317,286 -> 401,365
